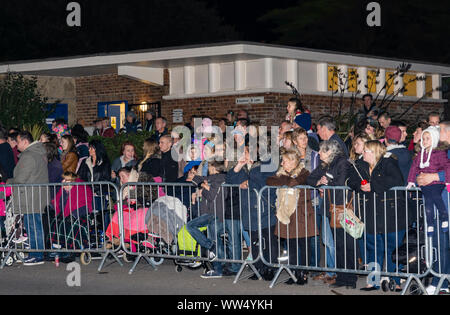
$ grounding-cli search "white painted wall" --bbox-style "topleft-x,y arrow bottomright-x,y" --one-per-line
166,57 -> 442,101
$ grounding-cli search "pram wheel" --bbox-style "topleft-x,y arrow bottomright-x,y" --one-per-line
381,278 -> 390,292
409,283 -> 423,295
1,253 -> 14,267
150,257 -> 164,266
176,265 -> 183,273
14,252 -> 25,262
80,252 -> 92,266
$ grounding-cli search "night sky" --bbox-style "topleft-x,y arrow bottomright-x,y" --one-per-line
0,0 -> 449,64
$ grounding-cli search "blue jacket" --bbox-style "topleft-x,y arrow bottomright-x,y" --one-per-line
226,160 -> 277,232
387,145 -> 412,186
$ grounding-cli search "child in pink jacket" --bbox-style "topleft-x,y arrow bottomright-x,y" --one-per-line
408,127 -> 449,236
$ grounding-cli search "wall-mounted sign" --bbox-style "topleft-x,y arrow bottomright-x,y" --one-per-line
235,97 -> 265,105
173,109 -> 183,124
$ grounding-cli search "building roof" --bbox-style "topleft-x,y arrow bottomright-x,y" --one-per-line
1,41 -> 449,77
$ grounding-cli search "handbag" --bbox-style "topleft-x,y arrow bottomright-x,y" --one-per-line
327,190 -> 365,239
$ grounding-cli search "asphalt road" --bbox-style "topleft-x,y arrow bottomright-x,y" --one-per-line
0,256 -> 400,296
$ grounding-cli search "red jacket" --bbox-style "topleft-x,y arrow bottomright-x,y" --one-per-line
52,179 -> 93,218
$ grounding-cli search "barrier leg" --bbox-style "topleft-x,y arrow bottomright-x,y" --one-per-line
128,254 -> 157,275
0,251 -> 13,269
435,276 -> 450,295
97,250 -> 123,272
269,266 -> 297,289
233,262 -> 262,284
401,275 -> 427,295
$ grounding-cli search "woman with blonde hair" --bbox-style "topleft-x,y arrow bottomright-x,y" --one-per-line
138,138 -> 161,177
348,140 -> 407,291
266,149 -> 318,285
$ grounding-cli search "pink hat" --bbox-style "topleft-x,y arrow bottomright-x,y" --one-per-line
385,126 -> 402,143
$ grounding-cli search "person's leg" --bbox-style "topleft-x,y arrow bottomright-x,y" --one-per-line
421,185 -> 447,234
209,220 -> 225,275
225,219 -> 242,273
365,233 -> 381,288
186,214 -> 215,250
323,215 -> 336,275
386,230 -> 406,286
431,220 -> 450,289
23,213 -> 45,260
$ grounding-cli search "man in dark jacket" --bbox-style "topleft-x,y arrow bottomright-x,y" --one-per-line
159,135 -> 179,183
317,116 -> 349,158
152,117 -> 169,144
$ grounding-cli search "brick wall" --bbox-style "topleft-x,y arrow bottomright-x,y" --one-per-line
162,92 -> 446,128
75,71 -> 169,126
73,71 -> 445,129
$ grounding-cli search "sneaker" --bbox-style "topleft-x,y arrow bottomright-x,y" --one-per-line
246,253 -> 253,262
23,257 -> 45,266
426,285 -> 437,295
200,270 -> 223,279
277,250 -> 289,262
13,236 -> 28,244
442,221 -> 449,232
208,244 -> 217,262
427,226 -> 435,237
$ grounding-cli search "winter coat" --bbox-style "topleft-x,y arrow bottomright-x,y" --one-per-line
161,150 -> 179,183
124,120 -> 143,134
139,154 -> 162,178
77,157 -> 111,195
408,149 -> 448,186
7,142 -> 49,214
267,168 -> 318,239
386,145 -> 412,185
192,173 -> 227,222
307,154 -> 350,207
52,179 -> 93,218
348,156 -> 407,235
0,184 -> 12,216
0,142 -> 15,180
227,160 -> 277,231
48,159 -> 63,184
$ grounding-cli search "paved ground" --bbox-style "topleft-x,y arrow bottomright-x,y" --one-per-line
0,255 -> 401,295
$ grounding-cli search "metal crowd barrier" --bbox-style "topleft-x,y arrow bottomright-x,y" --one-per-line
117,182 -> 262,283
417,189 -> 450,295
0,182 -> 122,272
257,185 -> 438,294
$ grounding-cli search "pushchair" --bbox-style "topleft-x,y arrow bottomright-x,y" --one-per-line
174,225 -> 212,273
46,206 -> 107,265
0,197 -> 28,267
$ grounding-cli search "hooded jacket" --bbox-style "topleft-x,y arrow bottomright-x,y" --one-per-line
408,129 -> 447,187
7,141 -> 49,213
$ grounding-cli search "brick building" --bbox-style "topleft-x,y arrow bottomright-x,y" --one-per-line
1,42 -> 449,131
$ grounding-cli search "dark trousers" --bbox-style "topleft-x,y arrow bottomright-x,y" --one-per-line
250,225 -> 278,272
422,185 -> 448,228
287,237 -> 310,267
335,228 -> 358,285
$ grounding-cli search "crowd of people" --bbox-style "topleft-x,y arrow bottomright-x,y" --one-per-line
0,96 -> 449,294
